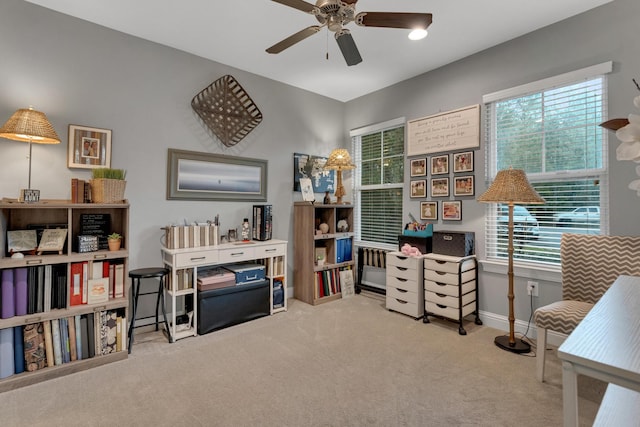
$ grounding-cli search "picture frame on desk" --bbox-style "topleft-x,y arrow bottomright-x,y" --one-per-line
167,149 -> 267,201
67,124 -> 112,169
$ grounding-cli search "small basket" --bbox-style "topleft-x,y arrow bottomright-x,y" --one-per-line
90,178 -> 126,203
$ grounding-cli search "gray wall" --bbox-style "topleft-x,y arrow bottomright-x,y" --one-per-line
1,0 -> 639,332
345,0 -> 640,329
0,0 -> 347,290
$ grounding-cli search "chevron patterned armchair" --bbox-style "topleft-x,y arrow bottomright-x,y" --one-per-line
533,233 -> 640,382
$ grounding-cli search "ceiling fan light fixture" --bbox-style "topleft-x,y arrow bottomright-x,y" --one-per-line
408,28 -> 428,40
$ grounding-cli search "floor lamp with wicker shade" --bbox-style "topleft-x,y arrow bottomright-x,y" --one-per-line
478,168 -> 545,353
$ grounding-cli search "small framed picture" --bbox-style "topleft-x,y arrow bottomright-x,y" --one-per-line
410,158 -> 427,177
442,201 -> 462,221
420,202 -> 438,221
453,151 -> 474,173
410,180 -> 427,198
454,175 -> 475,196
431,155 -> 449,175
431,178 -> 450,197
67,124 -> 112,169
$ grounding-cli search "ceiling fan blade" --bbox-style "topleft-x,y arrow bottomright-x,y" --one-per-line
342,0 -> 359,4
266,26 -> 322,54
355,12 -> 433,30
335,30 -> 362,66
271,0 -> 319,14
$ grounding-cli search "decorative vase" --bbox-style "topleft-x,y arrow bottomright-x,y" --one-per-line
108,239 -> 121,251
319,223 -> 329,234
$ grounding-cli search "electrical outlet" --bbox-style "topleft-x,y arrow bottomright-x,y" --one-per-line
527,281 -> 539,297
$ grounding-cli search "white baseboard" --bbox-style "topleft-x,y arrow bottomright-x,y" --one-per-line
478,310 -> 567,348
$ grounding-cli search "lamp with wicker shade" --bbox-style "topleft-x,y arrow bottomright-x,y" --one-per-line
324,148 -> 355,204
478,168 -> 545,353
0,107 -> 60,202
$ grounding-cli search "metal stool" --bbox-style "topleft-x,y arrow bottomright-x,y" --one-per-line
128,267 -> 172,353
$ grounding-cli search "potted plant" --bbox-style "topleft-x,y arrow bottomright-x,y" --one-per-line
107,232 -> 122,251
90,168 -> 127,203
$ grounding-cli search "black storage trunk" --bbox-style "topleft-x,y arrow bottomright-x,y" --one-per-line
432,231 -> 475,257
398,235 -> 433,254
197,279 -> 269,335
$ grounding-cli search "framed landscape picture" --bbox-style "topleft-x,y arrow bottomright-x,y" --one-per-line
431,178 -> 450,197
410,158 -> 427,177
454,175 -> 475,196
442,201 -> 462,221
420,201 -> 438,221
453,151 -> 474,173
410,180 -> 427,198
431,154 -> 449,175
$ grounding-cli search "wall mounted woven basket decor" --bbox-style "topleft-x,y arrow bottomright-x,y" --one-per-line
191,75 -> 263,147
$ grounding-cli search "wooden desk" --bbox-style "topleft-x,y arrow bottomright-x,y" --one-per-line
557,275 -> 640,426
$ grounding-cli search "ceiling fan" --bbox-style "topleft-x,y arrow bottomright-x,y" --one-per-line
266,0 -> 433,66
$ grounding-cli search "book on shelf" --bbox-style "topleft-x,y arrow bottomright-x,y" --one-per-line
74,315 -> 82,361
70,262 -> 84,306
1,269 -> 15,319
23,322 -> 46,372
67,316 -> 78,362
13,326 -> 24,374
14,267 -> 28,316
51,318 -> 62,366
59,317 -> 70,364
87,278 -> 109,304
43,320 -> 55,367
113,263 -> 124,298
0,328 -> 14,379
80,315 -> 89,360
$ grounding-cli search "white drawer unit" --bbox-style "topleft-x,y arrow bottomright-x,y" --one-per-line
423,253 -> 482,335
385,252 -> 425,319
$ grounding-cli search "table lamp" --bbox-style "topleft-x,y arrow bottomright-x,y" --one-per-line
324,148 -> 355,204
0,107 -> 60,202
478,168 -> 545,353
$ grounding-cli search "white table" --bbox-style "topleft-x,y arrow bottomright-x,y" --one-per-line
557,275 -> 640,427
161,239 -> 287,341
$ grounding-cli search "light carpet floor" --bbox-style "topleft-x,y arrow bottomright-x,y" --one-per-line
0,293 -> 602,426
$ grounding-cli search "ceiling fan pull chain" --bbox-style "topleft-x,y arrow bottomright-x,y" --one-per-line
326,27 -> 329,60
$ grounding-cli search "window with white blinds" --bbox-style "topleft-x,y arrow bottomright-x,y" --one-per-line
483,63 -> 611,265
351,118 -> 405,247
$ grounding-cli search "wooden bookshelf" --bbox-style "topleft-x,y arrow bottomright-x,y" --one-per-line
293,202 -> 354,305
0,200 -> 129,392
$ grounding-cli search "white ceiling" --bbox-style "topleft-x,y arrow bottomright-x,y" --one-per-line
26,0 -> 612,102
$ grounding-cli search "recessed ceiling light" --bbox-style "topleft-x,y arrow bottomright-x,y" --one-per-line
408,29 -> 428,41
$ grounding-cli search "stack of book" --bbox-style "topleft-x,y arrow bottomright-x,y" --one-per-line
252,204 -> 272,241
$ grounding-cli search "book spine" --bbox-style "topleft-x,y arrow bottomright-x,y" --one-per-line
14,267 -> 28,316
67,316 -> 77,362
51,319 -> 62,365
13,325 -> 24,374
43,320 -> 55,367
0,328 -> 14,378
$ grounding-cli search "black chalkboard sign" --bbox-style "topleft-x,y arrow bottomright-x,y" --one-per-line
80,214 -> 111,250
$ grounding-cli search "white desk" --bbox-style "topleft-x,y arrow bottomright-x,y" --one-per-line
161,239 -> 287,341
557,275 -> 640,427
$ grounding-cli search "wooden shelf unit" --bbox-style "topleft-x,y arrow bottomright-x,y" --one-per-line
0,200 -> 129,392
293,202 -> 354,306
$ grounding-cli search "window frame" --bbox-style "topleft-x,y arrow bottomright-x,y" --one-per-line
350,117 -> 405,250
482,62 -> 611,268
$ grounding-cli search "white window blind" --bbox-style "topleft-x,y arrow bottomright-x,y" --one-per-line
351,118 -> 405,247
484,63 -> 610,265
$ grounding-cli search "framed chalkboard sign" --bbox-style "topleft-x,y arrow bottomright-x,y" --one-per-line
80,214 -> 111,250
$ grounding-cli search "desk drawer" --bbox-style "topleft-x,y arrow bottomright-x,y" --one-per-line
387,253 -> 420,270
386,292 -> 423,318
387,276 -> 421,293
255,243 -> 285,258
424,279 -> 475,297
387,264 -> 417,280
218,246 -> 256,263
174,250 -> 219,268
425,300 -> 475,320
425,290 -> 476,309
424,257 -> 475,274
424,268 -> 475,285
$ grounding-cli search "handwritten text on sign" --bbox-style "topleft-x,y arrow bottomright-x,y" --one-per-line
407,104 -> 480,156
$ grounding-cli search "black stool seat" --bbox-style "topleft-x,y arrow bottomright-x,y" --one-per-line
128,267 -> 171,353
